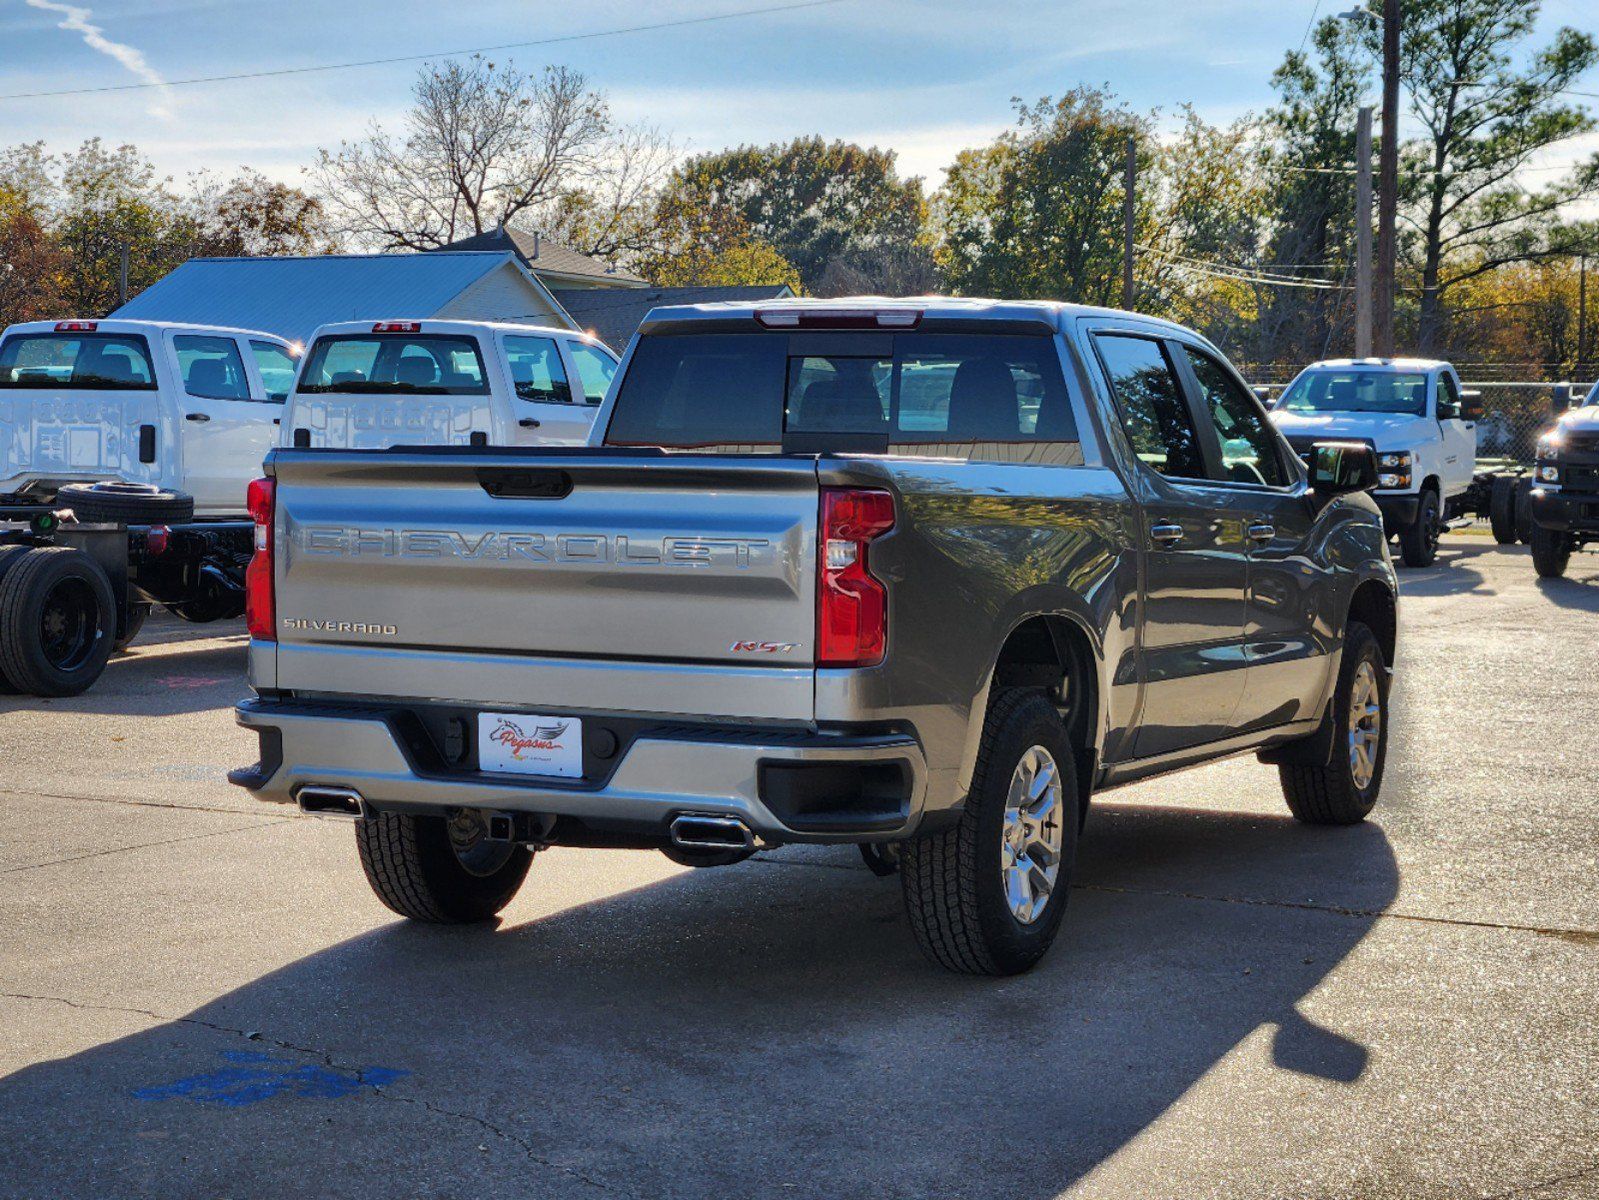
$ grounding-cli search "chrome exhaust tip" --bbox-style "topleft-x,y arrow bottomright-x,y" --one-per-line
669,813 -> 755,851
295,785 -> 366,819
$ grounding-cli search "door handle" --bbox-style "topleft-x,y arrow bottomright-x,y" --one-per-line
1248,523 -> 1276,543
184,412 -> 210,422
519,418 -> 540,429
1150,523 -> 1185,546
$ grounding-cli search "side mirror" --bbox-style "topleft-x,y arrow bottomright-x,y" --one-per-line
1252,385 -> 1274,405
1308,441 -> 1378,498
1460,389 -> 1484,421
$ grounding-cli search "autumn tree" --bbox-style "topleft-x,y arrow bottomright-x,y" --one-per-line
0,184 -> 67,327
188,169 -> 335,258
634,198 -> 800,289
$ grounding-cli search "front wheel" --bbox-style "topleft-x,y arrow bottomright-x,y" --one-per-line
1530,524 -> 1573,578
355,809 -> 533,923
900,690 -> 1078,975
1279,621 -> 1388,825
1398,489 -> 1440,567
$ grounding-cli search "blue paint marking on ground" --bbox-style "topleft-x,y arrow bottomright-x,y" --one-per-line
132,1049 -> 407,1107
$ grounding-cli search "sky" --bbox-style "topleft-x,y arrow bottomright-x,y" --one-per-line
2,0 -> 1597,198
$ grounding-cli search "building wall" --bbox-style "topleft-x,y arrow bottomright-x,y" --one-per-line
435,263 -> 573,328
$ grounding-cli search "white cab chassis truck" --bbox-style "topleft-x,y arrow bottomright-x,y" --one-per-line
0,318 -> 298,694
279,320 -> 619,451
1269,357 -> 1496,567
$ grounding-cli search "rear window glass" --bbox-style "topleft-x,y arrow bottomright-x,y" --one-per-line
296,335 -> 488,395
0,333 -> 157,390
605,332 -> 1078,461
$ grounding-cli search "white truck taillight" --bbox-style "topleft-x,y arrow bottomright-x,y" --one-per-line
818,488 -> 895,667
245,477 -> 275,641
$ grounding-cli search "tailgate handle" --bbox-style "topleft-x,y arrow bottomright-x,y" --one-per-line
476,468 -> 572,500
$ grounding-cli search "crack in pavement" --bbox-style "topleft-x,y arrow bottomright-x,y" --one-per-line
0,818 -> 295,875
1,991 -> 635,1197
1479,1158 -> 1599,1199
0,786 -> 263,818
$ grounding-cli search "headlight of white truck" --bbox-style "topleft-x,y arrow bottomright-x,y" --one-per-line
1376,451 -> 1411,489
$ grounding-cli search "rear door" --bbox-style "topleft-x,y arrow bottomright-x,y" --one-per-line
1087,328 -> 1249,757
497,332 -> 594,445
167,331 -> 279,515
0,327 -> 164,489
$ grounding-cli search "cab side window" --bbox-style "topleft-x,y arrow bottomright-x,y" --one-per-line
174,335 -> 250,401
1181,346 -> 1288,487
1094,333 -> 1207,480
1436,373 -> 1462,419
249,341 -> 297,403
567,341 -> 619,405
505,336 -> 573,404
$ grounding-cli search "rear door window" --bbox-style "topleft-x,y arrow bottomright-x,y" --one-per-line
174,335 -> 251,401
1093,333 -> 1207,480
567,341 -> 619,405
250,341 -> 298,403
605,331 -> 1078,461
0,333 -> 157,390
296,335 -> 489,394
504,335 -> 573,404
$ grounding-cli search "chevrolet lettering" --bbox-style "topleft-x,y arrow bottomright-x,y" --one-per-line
297,526 -> 773,568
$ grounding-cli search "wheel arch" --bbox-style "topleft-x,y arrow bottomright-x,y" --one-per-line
1347,577 -> 1397,669
989,613 -> 1100,818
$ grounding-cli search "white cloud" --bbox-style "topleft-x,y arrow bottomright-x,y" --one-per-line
24,0 -> 174,119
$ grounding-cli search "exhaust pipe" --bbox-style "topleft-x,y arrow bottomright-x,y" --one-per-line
670,813 -> 754,851
296,785 -> 366,819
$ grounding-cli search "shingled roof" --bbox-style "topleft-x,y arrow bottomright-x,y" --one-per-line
552,285 -> 795,352
434,226 -> 647,287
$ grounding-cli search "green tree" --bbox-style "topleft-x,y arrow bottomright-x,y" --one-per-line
635,196 -> 800,289
662,137 -> 927,291
189,169 -> 335,258
1390,0 -> 1599,351
932,88 -> 1152,305
0,183 -> 67,327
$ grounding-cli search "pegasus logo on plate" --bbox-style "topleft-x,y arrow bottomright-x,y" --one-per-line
488,718 -> 571,761
730,640 -> 799,654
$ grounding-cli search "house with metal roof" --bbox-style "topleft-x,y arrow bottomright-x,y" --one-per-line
112,250 -> 584,348
433,225 -> 649,289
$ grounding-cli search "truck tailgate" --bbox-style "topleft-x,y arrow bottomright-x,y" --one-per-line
268,449 -> 819,720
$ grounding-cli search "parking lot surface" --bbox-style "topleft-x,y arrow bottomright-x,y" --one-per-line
2,534 -> 1596,1199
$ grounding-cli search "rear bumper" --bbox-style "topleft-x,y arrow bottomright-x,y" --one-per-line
230,697 -> 928,844
1531,487 -> 1599,534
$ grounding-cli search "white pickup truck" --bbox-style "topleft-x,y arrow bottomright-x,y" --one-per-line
1269,357 -> 1483,567
280,320 -> 619,450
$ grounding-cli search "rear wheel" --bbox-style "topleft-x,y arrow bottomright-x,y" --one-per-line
1398,488 -> 1441,567
1278,621 -> 1388,825
355,808 -> 532,923
0,545 -> 29,693
900,690 -> 1078,975
54,481 -> 195,525
1530,524 -> 1573,578
114,601 -> 150,652
0,546 -> 117,697
1488,476 -> 1518,544
1514,479 -> 1534,544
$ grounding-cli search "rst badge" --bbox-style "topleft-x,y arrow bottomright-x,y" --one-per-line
478,712 -> 583,779
729,640 -> 798,654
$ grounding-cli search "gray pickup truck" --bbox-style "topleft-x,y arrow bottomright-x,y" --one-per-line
230,298 -> 1400,975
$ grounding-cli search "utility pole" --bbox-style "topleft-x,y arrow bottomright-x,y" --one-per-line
1375,0 -> 1400,357
116,242 -> 130,310
1579,253 -> 1589,381
1122,134 -> 1137,311
1355,105 -> 1374,358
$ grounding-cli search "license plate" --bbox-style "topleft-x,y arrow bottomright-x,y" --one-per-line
477,712 -> 583,779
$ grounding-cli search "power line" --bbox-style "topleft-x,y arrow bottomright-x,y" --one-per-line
1140,244 -> 1355,290
0,0 -> 850,102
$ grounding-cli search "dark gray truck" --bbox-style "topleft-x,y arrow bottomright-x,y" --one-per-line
230,299 -> 1400,975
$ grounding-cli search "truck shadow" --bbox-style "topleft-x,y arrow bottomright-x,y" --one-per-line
1393,537 -> 1499,597
0,803 -> 1398,1199
1536,570 -> 1599,608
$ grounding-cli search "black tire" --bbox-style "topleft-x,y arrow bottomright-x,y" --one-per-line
0,546 -> 118,697
55,481 -> 195,525
1279,621 -> 1388,825
0,545 -> 29,694
1488,476 -> 1518,545
355,810 -> 532,923
1530,524 -> 1573,579
1514,478 -> 1534,544
114,601 -> 150,652
900,690 -> 1079,976
1398,488 -> 1441,567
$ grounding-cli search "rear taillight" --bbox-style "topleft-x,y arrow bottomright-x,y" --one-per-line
245,477 -> 275,641
817,488 -> 895,667
55,320 -> 98,332
756,308 -> 921,329
372,321 -> 422,333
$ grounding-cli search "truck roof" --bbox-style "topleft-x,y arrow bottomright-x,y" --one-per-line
1301,357 -> 1454,372
1,318 -> 293,344
636,295 -> 1197,339
305,318 -> 606,343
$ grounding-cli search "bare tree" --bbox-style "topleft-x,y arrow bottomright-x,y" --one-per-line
539,122 -> 678,264
312,57 -> 610,250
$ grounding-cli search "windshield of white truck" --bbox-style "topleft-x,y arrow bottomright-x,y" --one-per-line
604,331 -> 1078,458
1278,369 -> 1428,416
0,333 -> 157,390
296,334 -> 489,395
